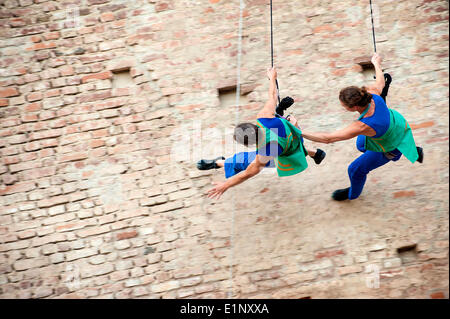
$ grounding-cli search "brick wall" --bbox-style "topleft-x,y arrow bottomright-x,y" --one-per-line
0,0 -> 448,299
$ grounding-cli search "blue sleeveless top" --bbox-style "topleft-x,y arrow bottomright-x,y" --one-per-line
256,117 -> 285,157
359,94 -> 390,138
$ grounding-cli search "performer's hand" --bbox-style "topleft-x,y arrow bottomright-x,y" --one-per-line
207,181 -> 229,200
371,53 -> 382,67
267,67 -> 277,80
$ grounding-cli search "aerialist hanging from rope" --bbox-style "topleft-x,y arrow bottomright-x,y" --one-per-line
198,67 -> 326,200
298,0 -> 423,201
300,52 -> 424,201
197,0 -> 326,200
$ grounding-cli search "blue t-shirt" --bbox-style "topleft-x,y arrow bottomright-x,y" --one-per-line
256,117 -> 285,157
359,94 -> 390,138
359,94 -> 401,156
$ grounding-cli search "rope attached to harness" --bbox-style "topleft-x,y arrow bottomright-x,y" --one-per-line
368,0 -> 392,103
369,0 -> 377,53
270,0 -> 281,105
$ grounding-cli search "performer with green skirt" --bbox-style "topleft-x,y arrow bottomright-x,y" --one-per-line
301,53 -> 424,201
199,67 -> 326,200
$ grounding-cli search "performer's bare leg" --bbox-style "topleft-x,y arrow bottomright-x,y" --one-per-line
307,149 -> 316,157
215,160 -> 225,168
307,148 -> 326,164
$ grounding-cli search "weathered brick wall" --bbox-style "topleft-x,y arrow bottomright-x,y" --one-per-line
0,0 -> 448,299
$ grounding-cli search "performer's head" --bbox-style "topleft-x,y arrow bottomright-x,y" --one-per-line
339,86 -> 372,111
234,123 -> 261,147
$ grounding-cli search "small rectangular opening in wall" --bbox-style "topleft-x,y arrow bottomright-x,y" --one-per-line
357,60 -> 374,71
358,62 -> 376,82
218,86 -> 249,108
218,85 -> 238,94
363,70 -> 375,80
397,244 -> 418,264
112,68 -> 134,89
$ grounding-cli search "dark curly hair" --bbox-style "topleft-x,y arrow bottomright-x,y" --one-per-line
339,86 -> 373,108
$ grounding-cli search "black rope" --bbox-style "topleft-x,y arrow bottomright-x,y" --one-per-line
270,0 -> 274,68
368,1 -> 392,103
270,0 -> 281,104
369,0 -> 377,53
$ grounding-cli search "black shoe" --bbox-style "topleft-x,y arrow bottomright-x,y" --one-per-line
313,149 -> 326,165
276,96 -> 294,117
380,73 -> 392,102
332,187 -> 350,201
417,147 -> 424,163
197,156 -> 225,170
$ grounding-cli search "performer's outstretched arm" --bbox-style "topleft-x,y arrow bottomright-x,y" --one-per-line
206,155 -> 272,200
302,121 -> 370,144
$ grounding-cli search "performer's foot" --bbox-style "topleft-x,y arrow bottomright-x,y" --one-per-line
380,73 -> 392,102
197,156 -> 225,170
313,149 -> 326,165
332,187 -> 350,201
276,96 -> 294,117
417,147 -> 424,163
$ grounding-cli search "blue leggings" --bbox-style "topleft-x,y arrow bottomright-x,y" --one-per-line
348,135 -> 402,200
224,151 -> 274,178
224,136 -> 306,179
